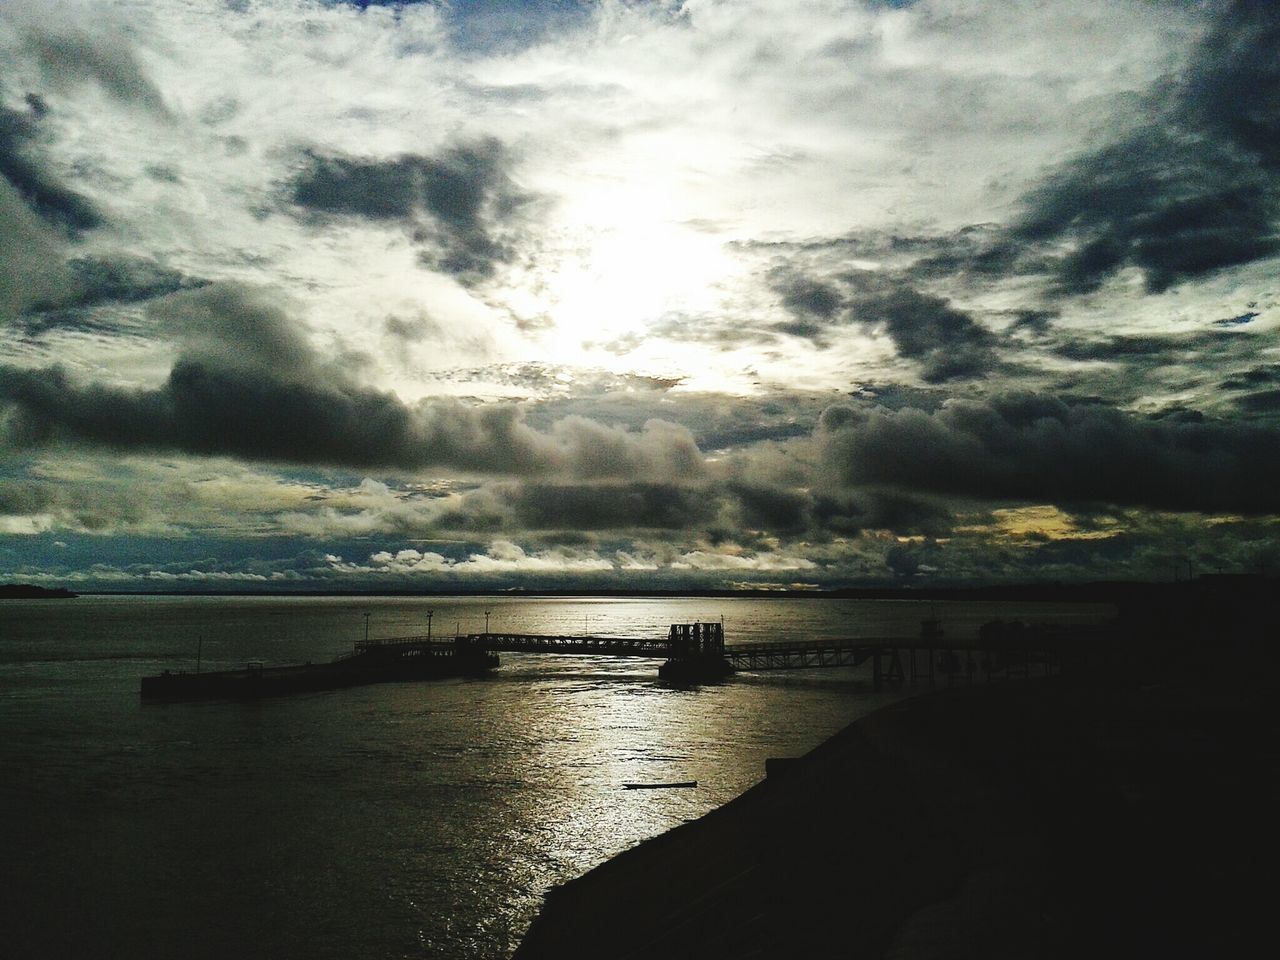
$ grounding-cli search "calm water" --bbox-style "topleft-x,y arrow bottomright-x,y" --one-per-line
0,595 -> 1110,959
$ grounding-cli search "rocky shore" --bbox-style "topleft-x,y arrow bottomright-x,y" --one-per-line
515,676 -> 1277,959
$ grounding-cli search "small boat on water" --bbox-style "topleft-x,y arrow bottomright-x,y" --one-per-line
622,781 -> 698,790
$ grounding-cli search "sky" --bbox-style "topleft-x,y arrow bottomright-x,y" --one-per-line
1,0 -> 1278,591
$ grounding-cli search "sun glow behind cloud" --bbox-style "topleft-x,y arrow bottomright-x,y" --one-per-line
4,0 -> 1280,589
507,162 -> 748,367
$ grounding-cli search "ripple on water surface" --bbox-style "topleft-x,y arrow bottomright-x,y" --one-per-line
0,594 -> 1111,959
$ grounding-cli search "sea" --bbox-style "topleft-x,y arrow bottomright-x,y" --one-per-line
0,594 -> 1112,960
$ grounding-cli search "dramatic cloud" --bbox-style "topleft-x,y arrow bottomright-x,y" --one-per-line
0,284 -> 706,480
2,0 -> 1278,588
770,263 -> 1002,381
820,393 -> 1280,515
3,3 -> 168,113
290,138 -> 536,284
0,177 -> 74,320
510,481 -> 715,531
0,96 -> 100,232
0,358 -> 708,479
15,256 -> 205,336
1005,0 -> 1280,294
847,285 -> 1000,383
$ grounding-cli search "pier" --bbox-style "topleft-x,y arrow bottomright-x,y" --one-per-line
140,635 -> 499,702
143,618 -> 1067,701
372,632 -> 676,658
366,619 -> 1063,686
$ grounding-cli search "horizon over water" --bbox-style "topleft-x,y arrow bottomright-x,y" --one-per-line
1,594 -> 1111,959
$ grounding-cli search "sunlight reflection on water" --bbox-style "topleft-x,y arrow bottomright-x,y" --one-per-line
0,594 -> 1111,959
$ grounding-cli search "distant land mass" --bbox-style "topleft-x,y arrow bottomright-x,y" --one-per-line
0,584 -> 78,599
76,576 -> 1266,603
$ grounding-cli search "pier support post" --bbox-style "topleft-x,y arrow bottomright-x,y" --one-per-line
880,649 -> 905,685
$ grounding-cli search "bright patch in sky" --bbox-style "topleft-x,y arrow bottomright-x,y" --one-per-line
2,0 -> 1279,589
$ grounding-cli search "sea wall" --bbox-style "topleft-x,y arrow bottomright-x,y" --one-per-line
514,678 -> 1274,959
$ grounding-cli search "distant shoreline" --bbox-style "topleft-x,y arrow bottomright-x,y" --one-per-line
0,585 -> 78,600
31,580 -> 1208,602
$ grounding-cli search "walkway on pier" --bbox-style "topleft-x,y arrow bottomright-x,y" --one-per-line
355,633 -> 673,658
472,633 -> 674,658
724,639 -> 1053,684
724,639 -> 877,670
355,630 -> 1057,683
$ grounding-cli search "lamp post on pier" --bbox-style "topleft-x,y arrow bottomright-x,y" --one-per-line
363,611 -> 371,644
484,610 -> 491,635
426,609 -> 434,641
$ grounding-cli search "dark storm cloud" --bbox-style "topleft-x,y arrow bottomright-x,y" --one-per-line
0,361 -> 704,478
424,467 -> 954,541
1003,0 -> 1280,294
743,224 -> 1019,299
1012,133 -> 1278,294
727,481 -> 809,534
767,249 -> 1005,381
769,253 -> 1001,381
848,285 -> 999,382
1221,365 -> 1280,391
883,539 -> 943,578
1040,328 -> 1269,409
721,481 -> 953,539
0,285 -> 705,479
1178,0 -> 1280,168
1051,329 -> 1244,363
1006,309 -> 1057,334
151,284 -> 320,378
0,97 -> 100,231
482,477 -> 952,540
16,256 -> 206,335
697,418 -> 811,450
810,489 -> 953,538
819,392 -> 1280,515
768,267 -> 847,343
0,179 -> 72,319
771,269 -> 843,321
13,20 -> 168,115
511,482 -> 717,531
1232,390 -> 1280,414
1214,311 -> 1260,327
67,257 -> 200,307
749,3 -> 1280,305
290,138 -> 536,284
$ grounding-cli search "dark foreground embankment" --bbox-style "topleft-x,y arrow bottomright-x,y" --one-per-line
515,678 -> 1277,959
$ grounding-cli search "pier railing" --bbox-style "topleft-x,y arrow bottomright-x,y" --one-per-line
346,636 -> 458,658
349,629 -> 1064,684
723,639 -> 878,670
472,633 -> 675,657
353,633 -> 676,658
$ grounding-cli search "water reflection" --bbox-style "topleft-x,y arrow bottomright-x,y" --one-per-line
0,595 -> 1111,959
